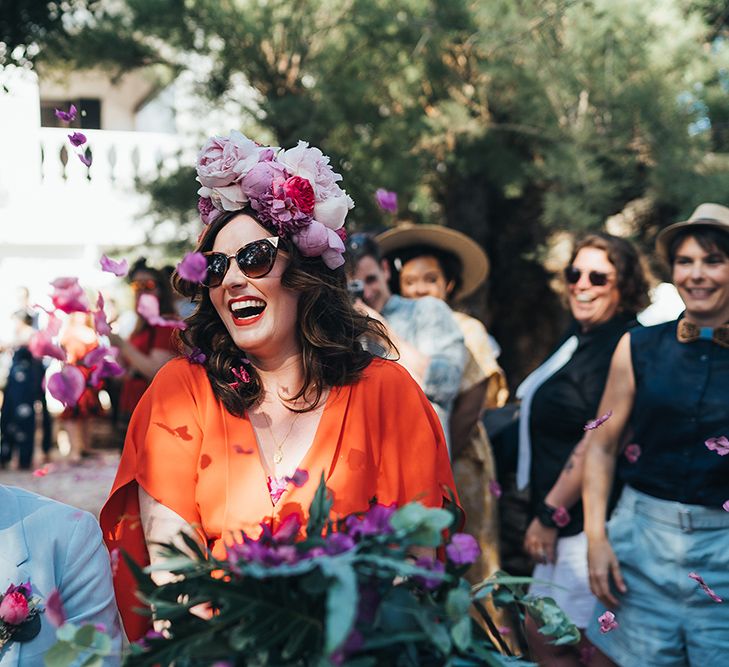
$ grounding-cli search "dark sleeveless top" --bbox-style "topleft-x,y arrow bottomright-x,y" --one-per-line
620,318 -> 729,506
529,313 -> 637,536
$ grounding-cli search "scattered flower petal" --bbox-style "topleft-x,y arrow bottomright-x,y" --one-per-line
32,466 -> 50,478
100,254 -> 129,277
186,347 -> 206,364
552,506 -> 571,528
51,276 -> 89,314
488,479 -> 502,499
585,410 -> 613,431
28,330 -> 66,361
68,132 -> 87,147
446,532 -> 481,565
54,105 -> 77,123
93,292 -> 111,336
233,445 -> 254,455
137,293 -> 186,329
624,444 -> 641,463
598,610 -> 618,634
723,500 -> 729,512
705,436 -> 729,456
286,469 -> 309,488
229,365 -> 251,388
78,153 -> 92,167
177,251 -> 208,283
47,365 -> 86,408
45,589 -> 67,627
267,476 -> 288,504
375,188 -> 398,213
689,572 -> 723,602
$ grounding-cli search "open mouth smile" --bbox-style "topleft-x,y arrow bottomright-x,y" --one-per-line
229,297 -> 267,325
575,293 -> 596,303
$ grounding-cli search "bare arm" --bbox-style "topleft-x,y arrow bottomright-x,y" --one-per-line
583,333 -> 635,606
110,333 -> 175,380
449,380 -> 488,458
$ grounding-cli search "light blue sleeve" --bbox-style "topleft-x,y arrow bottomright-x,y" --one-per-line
59,513 -> 122,666
412,297 -> 466,408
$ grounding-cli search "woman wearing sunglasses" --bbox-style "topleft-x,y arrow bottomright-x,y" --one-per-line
100,132 -> 458,641
517,233 -> 649,665
583,205 -> 729,666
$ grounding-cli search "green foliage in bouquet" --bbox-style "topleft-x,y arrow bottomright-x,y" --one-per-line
47,475 -> 578,666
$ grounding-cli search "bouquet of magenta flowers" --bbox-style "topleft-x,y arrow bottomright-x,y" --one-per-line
108,475 -> 576,667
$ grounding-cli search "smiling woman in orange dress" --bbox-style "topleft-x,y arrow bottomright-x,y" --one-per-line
100,133 -> 459,641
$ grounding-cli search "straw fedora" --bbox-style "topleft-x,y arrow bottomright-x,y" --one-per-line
375,223 -> 489,300
656,202 -> 729,263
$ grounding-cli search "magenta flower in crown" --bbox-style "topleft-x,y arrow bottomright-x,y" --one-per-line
194,131 -> 353,268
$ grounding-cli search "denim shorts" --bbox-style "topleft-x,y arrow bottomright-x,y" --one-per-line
586,486 -> 729,666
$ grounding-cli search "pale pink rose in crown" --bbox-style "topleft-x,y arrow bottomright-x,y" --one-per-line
240,160 -> 290,201
198,183 -> 248,212
196,131 -> 260,188
314,195 -> 351,231
0,591 -> 29,625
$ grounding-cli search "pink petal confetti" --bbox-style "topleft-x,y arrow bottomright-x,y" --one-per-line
689,572 -> 723,602
45,589 -> 67,627
231,366 -> 251,384
497,626 -> 511,635
32,466 -> 50,478
68,132 -> 87,147
233,445 -> 254,455
552,506 -> 571,528
137,293 -> 186,329
110,548 -> 120,577
54,104 -> 77,123
723,500 -> 729,512
176,251 -> 208,283
100,254 -> 129,277
375,188 -> 398,213
50,276 -> 90,314
93,292 -> 111,336
186,347 -> 206,364
488,479 -> 502,499
286,468 -> 309,487
598,610 -> 618,634
705,436 -> 729,456
584,410 -> 613,431
47,365 -> 86,407
28,330 -> 66,361
78,153 -> 92,167
624,444 -> 641,463
267,476 -> 288,504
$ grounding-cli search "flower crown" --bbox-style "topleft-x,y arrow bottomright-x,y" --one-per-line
195,131 -> 353,269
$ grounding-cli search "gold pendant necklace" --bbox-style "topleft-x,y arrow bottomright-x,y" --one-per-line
269,410 -> 300,465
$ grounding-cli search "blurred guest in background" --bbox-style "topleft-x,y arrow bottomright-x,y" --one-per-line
346,233 -> 466,450
108,259 -> 177,425
0,311 -> 46,470
59,312 -> 103,462
377,223 -> 506,583
518,233 -> 649,665
584,204 -> 729,667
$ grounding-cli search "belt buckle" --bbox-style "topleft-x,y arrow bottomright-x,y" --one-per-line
678,509 -> 693,533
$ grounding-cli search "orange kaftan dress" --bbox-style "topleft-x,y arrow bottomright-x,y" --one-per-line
100,356 -> 459,640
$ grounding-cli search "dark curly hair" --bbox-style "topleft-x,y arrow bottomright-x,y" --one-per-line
568,233 -> 651,315
173,209 -> 393,416
385,244 -> 463,302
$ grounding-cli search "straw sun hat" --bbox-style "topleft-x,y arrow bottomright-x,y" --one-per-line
375,224 -> 489,300
655,203 -> 729,263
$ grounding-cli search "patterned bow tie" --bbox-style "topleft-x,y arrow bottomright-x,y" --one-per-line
677,319 -> 729,349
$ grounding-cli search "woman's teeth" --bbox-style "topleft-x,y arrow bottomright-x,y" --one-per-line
230,299 -> 266,318
575,294 -> 595,303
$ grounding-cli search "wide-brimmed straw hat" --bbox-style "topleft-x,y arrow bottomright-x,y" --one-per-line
656,202 -> 729,263
375,223 -> 489,300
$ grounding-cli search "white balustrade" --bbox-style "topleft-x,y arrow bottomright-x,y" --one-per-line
38,128 -> 190,190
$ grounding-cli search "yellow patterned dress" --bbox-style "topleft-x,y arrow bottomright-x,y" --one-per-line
451,312 -> 508,584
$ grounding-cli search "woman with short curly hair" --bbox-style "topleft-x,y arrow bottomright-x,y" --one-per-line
101,133 -> 459,641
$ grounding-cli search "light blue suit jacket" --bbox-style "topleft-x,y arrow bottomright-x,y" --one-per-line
0,486 -> 121,666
